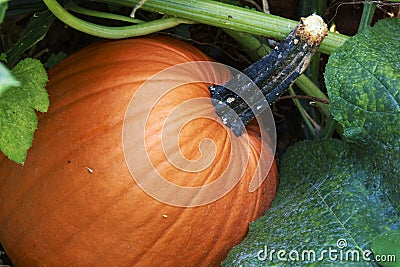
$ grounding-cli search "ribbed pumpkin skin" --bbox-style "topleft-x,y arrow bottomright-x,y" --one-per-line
0,37 -> 278,266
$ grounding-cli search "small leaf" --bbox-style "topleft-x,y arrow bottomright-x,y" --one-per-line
0,58 -> 49,163
0,53 -> 7,63
10,58 -> 49,112
371,230 -> 400,267
0,63 -> 19,97
325,18 -> 400,150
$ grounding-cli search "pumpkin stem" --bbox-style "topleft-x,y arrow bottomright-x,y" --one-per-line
209,14 -> 328,136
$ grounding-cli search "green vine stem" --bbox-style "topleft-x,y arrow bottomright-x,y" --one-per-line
43,0 -> 193,38
288,86 -> 318,136
91,0 -> 347,54
223,30 -> 270,61
65,2 -> 144,24
319,115 -> 338,138
358,0 -> 376,33
295,75 -> 329,116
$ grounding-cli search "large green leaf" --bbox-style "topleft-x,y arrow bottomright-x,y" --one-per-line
0,58 -> 49,163
325,18 -> 400,151
325,17 -> 400,217
223,140 -> 399,266
224,18 -> 400,266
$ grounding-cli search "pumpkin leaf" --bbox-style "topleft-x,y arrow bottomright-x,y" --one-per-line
325,17 -> 400,216
325,18 -> 400,151
377,136 -> 400,221
0,58 -> 49,163
370,230 -> 400,267
224,18 -> 400,266
223,140 -> 399,266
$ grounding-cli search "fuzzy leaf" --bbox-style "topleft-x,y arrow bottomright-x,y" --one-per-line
0,58 -> 49,163
325,18 -> 400,150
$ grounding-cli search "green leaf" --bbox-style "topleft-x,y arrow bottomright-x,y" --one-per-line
0,63 -> 20,97
371,230 -> 400,267
223,140 -> 399,266
325,17 -> 400,216
0,53 -> 7,63
325,18 -> 400,151
373,135 -> 400,219
0,58 -> 49,163
6,9 -> 55,67
0,0 -> 7,23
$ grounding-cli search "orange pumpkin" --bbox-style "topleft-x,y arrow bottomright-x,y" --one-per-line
0,37 -> 278,266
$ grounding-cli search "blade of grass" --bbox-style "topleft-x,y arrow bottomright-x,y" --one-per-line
6,9 -> 55,68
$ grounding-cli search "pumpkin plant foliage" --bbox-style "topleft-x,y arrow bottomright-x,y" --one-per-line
0,58 -> 49,164
223,18 -> 400,266
326,18 -> 400,151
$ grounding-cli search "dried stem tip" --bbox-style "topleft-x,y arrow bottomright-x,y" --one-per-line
298,14 -> 328,45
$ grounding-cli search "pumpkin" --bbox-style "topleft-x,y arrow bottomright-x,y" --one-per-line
0,36 -> 278,266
